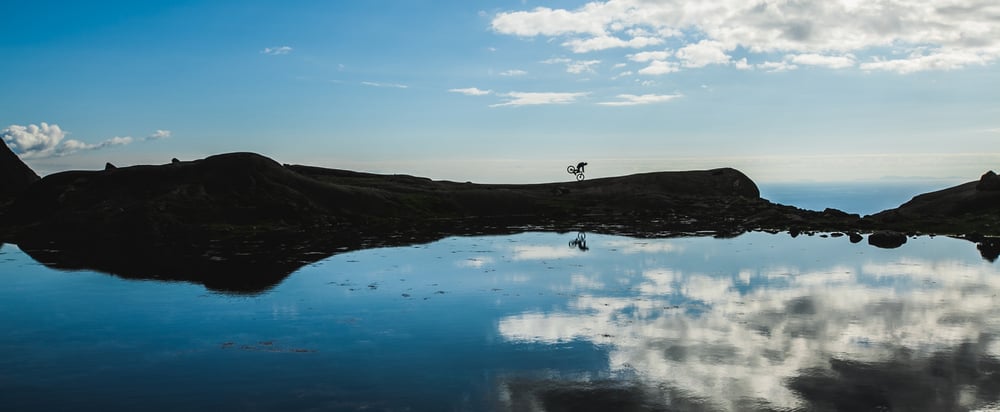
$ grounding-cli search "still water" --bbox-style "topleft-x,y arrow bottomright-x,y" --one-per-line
2,231 -> 999,411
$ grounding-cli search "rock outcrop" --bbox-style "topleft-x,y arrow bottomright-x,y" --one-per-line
978,170 -> 1000,191
0,142 -> 39,200
867,171 -> 1000,235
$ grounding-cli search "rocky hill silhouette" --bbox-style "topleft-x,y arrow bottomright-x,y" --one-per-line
0,140 -> 39,201
0,150 -> 996,292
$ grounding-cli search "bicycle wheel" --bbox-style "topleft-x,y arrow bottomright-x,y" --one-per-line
576,173 -> 585,181
566,166 -> 577,174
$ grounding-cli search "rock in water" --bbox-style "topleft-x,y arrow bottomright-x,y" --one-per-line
0,141 -> 40,199
868,231 -> 907,249
978,238 -> 1000,262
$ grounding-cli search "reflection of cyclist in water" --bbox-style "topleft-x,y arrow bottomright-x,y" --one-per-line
569,232 -> 589,251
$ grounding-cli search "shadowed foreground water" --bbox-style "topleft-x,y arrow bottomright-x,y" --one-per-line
1,232 -> 999,411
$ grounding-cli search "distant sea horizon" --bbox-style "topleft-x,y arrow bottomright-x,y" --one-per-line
757,180 -> 963,217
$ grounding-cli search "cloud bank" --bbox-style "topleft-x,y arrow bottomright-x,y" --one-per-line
492,0 -> 1000,74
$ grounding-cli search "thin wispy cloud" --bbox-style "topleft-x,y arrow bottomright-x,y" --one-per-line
598,93 -> 682,106
491,0 -> 1000,74
361,81 -> 409,89
490,91 -> 589,108
566,60 -> 601,74
541,57 -> 572,65
499,69 -> 528,76
449,87 -> 494,96
146,129 -> 172,140
260,46 -> 292,55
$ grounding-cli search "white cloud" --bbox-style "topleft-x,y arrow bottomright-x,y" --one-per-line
146,129 -> 171,140
566,60 -> 601,74
628,50 -> 671,62
598,93 -> 682,106
260,46 -> 292,55
499,69 -> 528,76
675,40 -> 731,68
491,6 -> 607,37
611,70 -> 633,79
860,49 -> 993,74
449,87 -> 493,96
490,91 -> 589,108
56,136 -> 132,154
492,0 -> 1000,73
361,81 -> 409,89
1,122 -> 135,159
787,53 -> 856,69
638,60 -> 680,75
1,122 -> 65,157
562,35 -> 663,53
542,58 -> 602,74
541,57 -> 572,65
757,60 -> 798,72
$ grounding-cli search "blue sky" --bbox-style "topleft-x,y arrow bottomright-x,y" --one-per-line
2,0 -> 998,183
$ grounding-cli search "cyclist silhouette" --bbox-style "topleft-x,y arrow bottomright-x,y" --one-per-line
566,162 -> 588,181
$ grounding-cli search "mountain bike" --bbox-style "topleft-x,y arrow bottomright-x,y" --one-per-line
566,165 -> 585,181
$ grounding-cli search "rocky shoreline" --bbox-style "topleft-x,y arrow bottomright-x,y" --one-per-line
1,147 -> 997,293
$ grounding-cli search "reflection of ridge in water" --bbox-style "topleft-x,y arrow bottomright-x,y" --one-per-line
498,233 -> 1000,411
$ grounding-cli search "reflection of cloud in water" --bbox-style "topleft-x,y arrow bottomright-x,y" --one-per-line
604,239 -> 683,254
510,245 -> 579,260
567,274 -> 605,291
457,256 -> 494,268
498,255 -> 1000,411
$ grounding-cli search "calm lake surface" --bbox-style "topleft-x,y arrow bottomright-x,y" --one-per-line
2,230 -> 999,411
